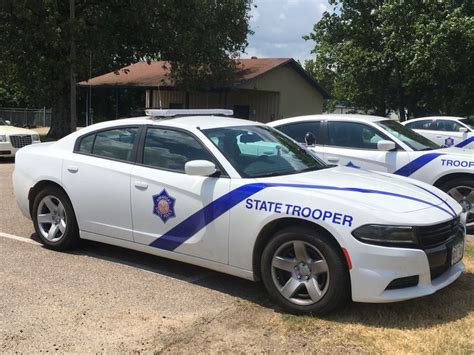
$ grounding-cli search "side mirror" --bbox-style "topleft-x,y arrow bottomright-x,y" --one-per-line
304,132 -> 316,146
5,120 -> 11,125
377,140 -> 396,151
459,127 -> 468,133
185,160 -> 217,176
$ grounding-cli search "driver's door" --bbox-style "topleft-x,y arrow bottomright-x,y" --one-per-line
320,121 -> 410,173
130,127 -> 230,264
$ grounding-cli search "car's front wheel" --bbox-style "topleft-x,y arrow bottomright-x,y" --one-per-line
440,178 -> 474,233
261,226 -> 350,315
32,186 -> 79,250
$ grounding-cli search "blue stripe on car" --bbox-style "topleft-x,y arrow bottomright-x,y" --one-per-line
455,137 -> 474,148
149,182 -> 456,251
393,153 -> 445,177
409,183 -> 457,217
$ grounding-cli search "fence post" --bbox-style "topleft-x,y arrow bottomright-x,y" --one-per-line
43,107 -> 46,127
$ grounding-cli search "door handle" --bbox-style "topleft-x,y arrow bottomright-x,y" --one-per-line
134,181 -> 148,190
327,157 -> 340,163
67,166 -> 79,173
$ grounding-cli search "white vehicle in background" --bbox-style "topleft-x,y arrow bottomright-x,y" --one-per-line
402,116 -> 474,149
0,119 -> 41,157
268,114 -> 474,231
13,110 -> 465,315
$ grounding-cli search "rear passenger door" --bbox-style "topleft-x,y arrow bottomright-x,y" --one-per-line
321,121 -> 410,173
62,126 -> 139,241
130,126 -> 231,263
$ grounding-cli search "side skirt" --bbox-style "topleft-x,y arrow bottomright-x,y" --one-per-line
80,230 -> 256,281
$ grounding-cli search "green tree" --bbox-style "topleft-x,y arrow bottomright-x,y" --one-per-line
0,0 -> 252,138
305,0 -> 474,120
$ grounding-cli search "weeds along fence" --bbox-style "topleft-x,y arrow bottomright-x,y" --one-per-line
0,107 -> 51,128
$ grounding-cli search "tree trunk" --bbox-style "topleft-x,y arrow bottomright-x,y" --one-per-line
47,87 -> 72,139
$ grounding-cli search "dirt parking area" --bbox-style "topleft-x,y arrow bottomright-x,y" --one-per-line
0,160 -> 473,353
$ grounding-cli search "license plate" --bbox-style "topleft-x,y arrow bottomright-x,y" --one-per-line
451,241 -> 464,265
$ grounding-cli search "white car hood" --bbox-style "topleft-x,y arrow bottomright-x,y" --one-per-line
256,166 -> 459,215
433,146 -> 473,156
0,125 -> 37,135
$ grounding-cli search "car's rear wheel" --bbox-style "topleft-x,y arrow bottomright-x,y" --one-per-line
32,186 -> 79,250
260,226 -> 350,315
440,178 -> 474,233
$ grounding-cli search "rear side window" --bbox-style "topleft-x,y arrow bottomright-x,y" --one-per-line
78,134 -> 94,153
142,128 -> 215,172
92,128 -> 138,161
276,122 -> 321,143
76,127 -> 139,162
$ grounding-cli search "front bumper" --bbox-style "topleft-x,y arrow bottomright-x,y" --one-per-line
0,140 -> 39,157
350,233 -> 465,303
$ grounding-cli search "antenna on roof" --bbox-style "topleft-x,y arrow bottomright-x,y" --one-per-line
145,109 -> 234,119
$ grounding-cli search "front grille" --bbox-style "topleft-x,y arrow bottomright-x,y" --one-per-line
10,135 -> 33,148
416,217 -> 461,249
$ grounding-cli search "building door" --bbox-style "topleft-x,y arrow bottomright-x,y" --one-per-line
233,105 -> 250,119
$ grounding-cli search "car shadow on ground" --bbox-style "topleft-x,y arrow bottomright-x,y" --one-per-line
30,233 -> 474,329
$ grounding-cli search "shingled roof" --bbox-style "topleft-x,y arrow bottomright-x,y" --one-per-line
78,58 -> 329,98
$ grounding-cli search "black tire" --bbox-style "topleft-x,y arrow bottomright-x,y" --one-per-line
261,225 -> 350,315
32,185 -> 79,250
439,178 -> 474,234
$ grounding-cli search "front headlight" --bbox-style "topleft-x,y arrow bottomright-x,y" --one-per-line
32,134 -> 40,141
0,135 -> 6,142
352,224 -> 417,246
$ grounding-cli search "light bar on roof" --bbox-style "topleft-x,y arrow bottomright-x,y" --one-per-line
145,109 -> 234,118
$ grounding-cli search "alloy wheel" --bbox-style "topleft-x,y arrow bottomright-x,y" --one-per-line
37,195 -> 67,242
271,240 -> 330,306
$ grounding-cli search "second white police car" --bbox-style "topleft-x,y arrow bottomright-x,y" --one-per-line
269,114 -> 474,232
13,110 -> 465,315
402,116 -> 474,149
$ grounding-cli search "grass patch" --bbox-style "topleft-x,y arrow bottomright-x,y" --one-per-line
279,240 -> 474,353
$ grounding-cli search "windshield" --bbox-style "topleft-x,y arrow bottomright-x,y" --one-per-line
377,120 -> 440,151
203,125 -> 328,178
460,118 -> 474,130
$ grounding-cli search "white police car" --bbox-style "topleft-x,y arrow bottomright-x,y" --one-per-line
13,110 -> 465,315
402,116 -> 474,149
269,114 -> 474,232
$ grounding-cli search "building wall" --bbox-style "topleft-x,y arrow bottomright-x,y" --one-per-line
239,64 -> 324,118
146,64 -> 324,122
148,89 -> 280,123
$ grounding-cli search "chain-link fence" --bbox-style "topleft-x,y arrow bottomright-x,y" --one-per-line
0,107 -> 51,128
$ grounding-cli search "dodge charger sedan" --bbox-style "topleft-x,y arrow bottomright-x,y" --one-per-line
13,110 -> 465,314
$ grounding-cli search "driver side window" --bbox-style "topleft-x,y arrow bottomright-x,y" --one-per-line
327,122 -> 391,150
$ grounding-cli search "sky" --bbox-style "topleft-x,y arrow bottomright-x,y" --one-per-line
242,0 -> 331,63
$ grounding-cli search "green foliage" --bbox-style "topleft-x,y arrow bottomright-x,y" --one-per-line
305,0 -> 474,119
0,0 -> 252,137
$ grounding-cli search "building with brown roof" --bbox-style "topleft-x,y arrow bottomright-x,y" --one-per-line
79,58 -> 328,122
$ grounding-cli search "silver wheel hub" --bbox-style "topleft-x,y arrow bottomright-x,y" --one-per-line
37,195 -> 67,242
271,240 -> 330,306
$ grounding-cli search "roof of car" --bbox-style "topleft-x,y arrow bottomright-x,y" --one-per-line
80,115 -> 262,133
405,116 -> 465,123
268,114 -> 388,126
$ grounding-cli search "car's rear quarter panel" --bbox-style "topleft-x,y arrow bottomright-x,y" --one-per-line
13,143 -> 64,218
